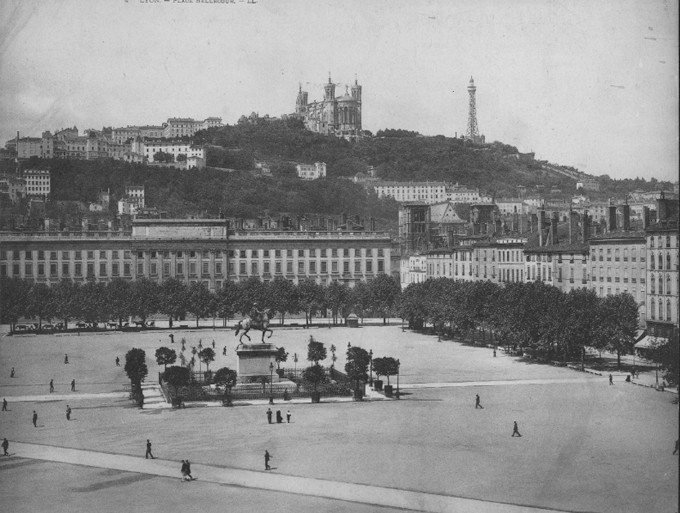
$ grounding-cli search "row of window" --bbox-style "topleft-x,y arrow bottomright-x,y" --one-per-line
3,250 -> 132,261
649,299 -> 674,322
649,235 -> 675,248
3,248 -> 388,262
649,274 -> 675,295
649,253 -> 676,270
2,262 -> 132,278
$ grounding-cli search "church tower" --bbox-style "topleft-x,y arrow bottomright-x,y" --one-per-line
324,73 -> 336,100
323,73 -> 337,134
295,84 -> 308,115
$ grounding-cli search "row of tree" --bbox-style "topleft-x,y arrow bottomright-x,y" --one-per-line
0,274 -> 402,332
398,279 -> 639,369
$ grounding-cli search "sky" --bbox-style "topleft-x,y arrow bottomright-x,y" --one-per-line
0,0 -> 677,182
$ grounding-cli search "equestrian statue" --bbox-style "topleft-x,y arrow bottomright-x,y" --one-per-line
235,303 -> 273,343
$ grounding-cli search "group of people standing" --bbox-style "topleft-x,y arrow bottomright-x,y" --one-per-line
266,408 -> 291,424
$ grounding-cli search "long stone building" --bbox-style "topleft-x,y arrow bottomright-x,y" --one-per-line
0,219 -> 393,290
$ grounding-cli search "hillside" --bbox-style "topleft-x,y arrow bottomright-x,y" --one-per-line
195,117 -> 580,198
2,116 -> 674,233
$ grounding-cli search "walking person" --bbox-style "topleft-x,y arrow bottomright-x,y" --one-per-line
66,405 -> 72,421
32,410 -> 38,428
212,340 -> 215,349
286,410 -> 291,423
71,379 -> 76,392
609,374 -> 613,385
64,354 -> 69,364
181,460 -> 189,481
475,394 -> 483,409
264,450 -> 272,470
2,398 -> 7,411
276,410 -> 283,424
223,346 -> 227,356
10,367 -> 15,378
266,408 -> 272,424
145,439 -> 155,459
512,420 -> 522,437
115,356 -> 120,366
185,460 -> 193,480
49,379 -> 54,393
2,438 -> 8,456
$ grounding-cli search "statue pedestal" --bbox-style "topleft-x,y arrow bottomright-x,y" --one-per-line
236,343 -> 278,381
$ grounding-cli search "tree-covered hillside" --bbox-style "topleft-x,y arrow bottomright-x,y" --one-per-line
1,157 -> 398,231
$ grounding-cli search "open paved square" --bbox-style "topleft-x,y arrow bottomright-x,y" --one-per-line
0,324 -> 677,512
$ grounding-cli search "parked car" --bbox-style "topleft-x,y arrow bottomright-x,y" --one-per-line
15,324 -> 31,331
75,321 -> 88,329
41,324 -> 55,331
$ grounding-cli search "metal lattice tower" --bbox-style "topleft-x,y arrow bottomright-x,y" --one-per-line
466,76 -> 479,141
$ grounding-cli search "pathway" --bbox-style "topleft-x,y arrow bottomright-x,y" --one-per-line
9,442 -> 572,513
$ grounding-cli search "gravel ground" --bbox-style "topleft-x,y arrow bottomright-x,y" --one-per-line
0,325 -> 677,513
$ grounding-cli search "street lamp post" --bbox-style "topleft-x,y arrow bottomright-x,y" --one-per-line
269,362 -> 274,404
369,349 -> 373,387
396,359 -> 400,399
293,353 -> 298,378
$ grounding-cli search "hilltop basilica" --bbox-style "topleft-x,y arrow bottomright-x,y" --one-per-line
292,75 -> 363,141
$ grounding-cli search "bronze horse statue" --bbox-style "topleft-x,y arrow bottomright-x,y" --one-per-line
235,314 -> 273,343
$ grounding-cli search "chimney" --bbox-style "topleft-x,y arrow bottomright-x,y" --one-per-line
643,207 -> 650,229
551,212 -> 559,245
538,210 -> 546,246
582,211 -> 589,243
622,204 -> 630,231
608,205 -> 617,232
530,213 -> 537,234
657,194 -> 668,221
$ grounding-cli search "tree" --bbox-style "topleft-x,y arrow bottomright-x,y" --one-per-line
52,279 -> 80,330
155,347 -> 177,370
0,278 -> 32,333
214,367 -> 238,405
345,346 -> 370,394
594,293 -> 638,369
159,278 -> 188,328
153,150 -> 174,163
325,281 -> 350,324
78,281 -> 108,326
163,365 -> 190,398
307,336 -> 327,365
235,277 -> 267,315
176,153 -> 187,162
648,333 -> 679,387
187,282 -> 214,327
216,280 -> 239,326
275,346 -> 289,369
369,274 -> 401,324
198,347 -> 216,374
268,277 -> 298,325
302,364 -> 327,392
372,357 -> 399,386
130,278 -> 159,326
124,348 -> 148,407
107,279 -> 132,327
298,278 -> 324,326
26,282 -> 55,329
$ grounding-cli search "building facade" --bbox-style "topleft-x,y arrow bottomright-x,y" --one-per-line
23,169 -> 51,196
0,219 -> 392,290
588,233 -> 647,322
645,220 -> 678,333
296,162 -> 326,180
